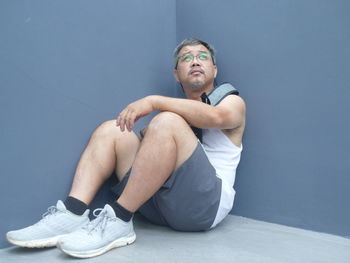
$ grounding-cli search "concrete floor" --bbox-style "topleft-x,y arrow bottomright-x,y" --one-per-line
1,214 -> 350,263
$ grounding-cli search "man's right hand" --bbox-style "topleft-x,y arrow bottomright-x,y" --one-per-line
116,96 -> 155,132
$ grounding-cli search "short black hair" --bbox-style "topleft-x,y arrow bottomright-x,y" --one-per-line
173,38 -> 216,69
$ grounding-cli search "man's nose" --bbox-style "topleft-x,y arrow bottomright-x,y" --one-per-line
191,58 -> 201,67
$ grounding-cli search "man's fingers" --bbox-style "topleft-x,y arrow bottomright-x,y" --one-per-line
116,115 -> 120,127
116,109 -> 126,126
116,104 -> 142,132
118,110 -> 128,132
126,115 -> 131,131
126,112 -> 137,132
117,108 -> 136,132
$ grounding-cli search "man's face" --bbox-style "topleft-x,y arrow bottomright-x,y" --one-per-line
173,44 -> 217,91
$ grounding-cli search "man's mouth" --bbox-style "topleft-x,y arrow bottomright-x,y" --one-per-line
189,68 -> 204,75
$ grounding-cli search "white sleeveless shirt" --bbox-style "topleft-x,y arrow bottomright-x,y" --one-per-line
201,128 -> 242,228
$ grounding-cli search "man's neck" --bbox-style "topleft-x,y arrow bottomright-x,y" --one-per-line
183,84 -> 215,101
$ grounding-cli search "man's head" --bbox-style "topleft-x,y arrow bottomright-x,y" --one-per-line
173,38 -> 217,94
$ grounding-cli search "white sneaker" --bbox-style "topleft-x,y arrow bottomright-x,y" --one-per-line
6,200 -> 90,248
57,204 -> 136,258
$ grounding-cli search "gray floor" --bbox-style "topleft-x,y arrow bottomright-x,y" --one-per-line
1,215 -> 350,263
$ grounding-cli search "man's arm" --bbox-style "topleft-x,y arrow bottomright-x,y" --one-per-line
116,95 -> 245,132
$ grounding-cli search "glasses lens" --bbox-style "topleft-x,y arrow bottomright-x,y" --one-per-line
182,55 -> 194,62
198,53 -> 210,60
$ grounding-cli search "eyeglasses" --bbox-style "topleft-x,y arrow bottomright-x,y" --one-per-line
177,52 -> 211,64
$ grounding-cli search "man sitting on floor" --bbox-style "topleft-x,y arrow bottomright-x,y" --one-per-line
6,38 -> 246,258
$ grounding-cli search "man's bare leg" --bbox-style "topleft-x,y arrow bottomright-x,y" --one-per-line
68,120 -> 140,205
55,112 -> 198,258
117,112 -> 198,212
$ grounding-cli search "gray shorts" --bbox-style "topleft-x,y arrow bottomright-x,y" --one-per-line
111,143 -> 222,231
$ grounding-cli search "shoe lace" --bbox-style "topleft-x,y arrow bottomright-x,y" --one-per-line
42,206 -> 59,218
83,208 -> 116,235
37,206 -> 60,224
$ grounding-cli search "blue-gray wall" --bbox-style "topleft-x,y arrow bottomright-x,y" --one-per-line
1,0 -> 349,249
177,0 -> 350,237
0,0 -> 176,248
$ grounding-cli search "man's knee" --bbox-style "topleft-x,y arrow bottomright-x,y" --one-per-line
93,120 -> 135,140
93,120 -> 116,137
148,112 -> 187,131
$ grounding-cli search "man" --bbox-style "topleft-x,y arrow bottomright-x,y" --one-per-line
6,38 -> 246,258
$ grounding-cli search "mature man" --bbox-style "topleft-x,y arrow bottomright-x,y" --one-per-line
6,38 -> 246,258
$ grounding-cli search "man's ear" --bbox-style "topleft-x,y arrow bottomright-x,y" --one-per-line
173,69 -> 180,82
214,65 -> 218,78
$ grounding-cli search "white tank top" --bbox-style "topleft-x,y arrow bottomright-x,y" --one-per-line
201,128 -> 242,228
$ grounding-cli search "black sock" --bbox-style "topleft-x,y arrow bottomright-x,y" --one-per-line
64,196 -> 88,216
110,202 -> 133,222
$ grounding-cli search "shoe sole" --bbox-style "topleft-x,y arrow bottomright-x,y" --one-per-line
57,233 -> 136,258
6,234 -> 66,248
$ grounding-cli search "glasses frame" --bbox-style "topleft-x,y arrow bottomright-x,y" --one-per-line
176,52 -> 212,65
